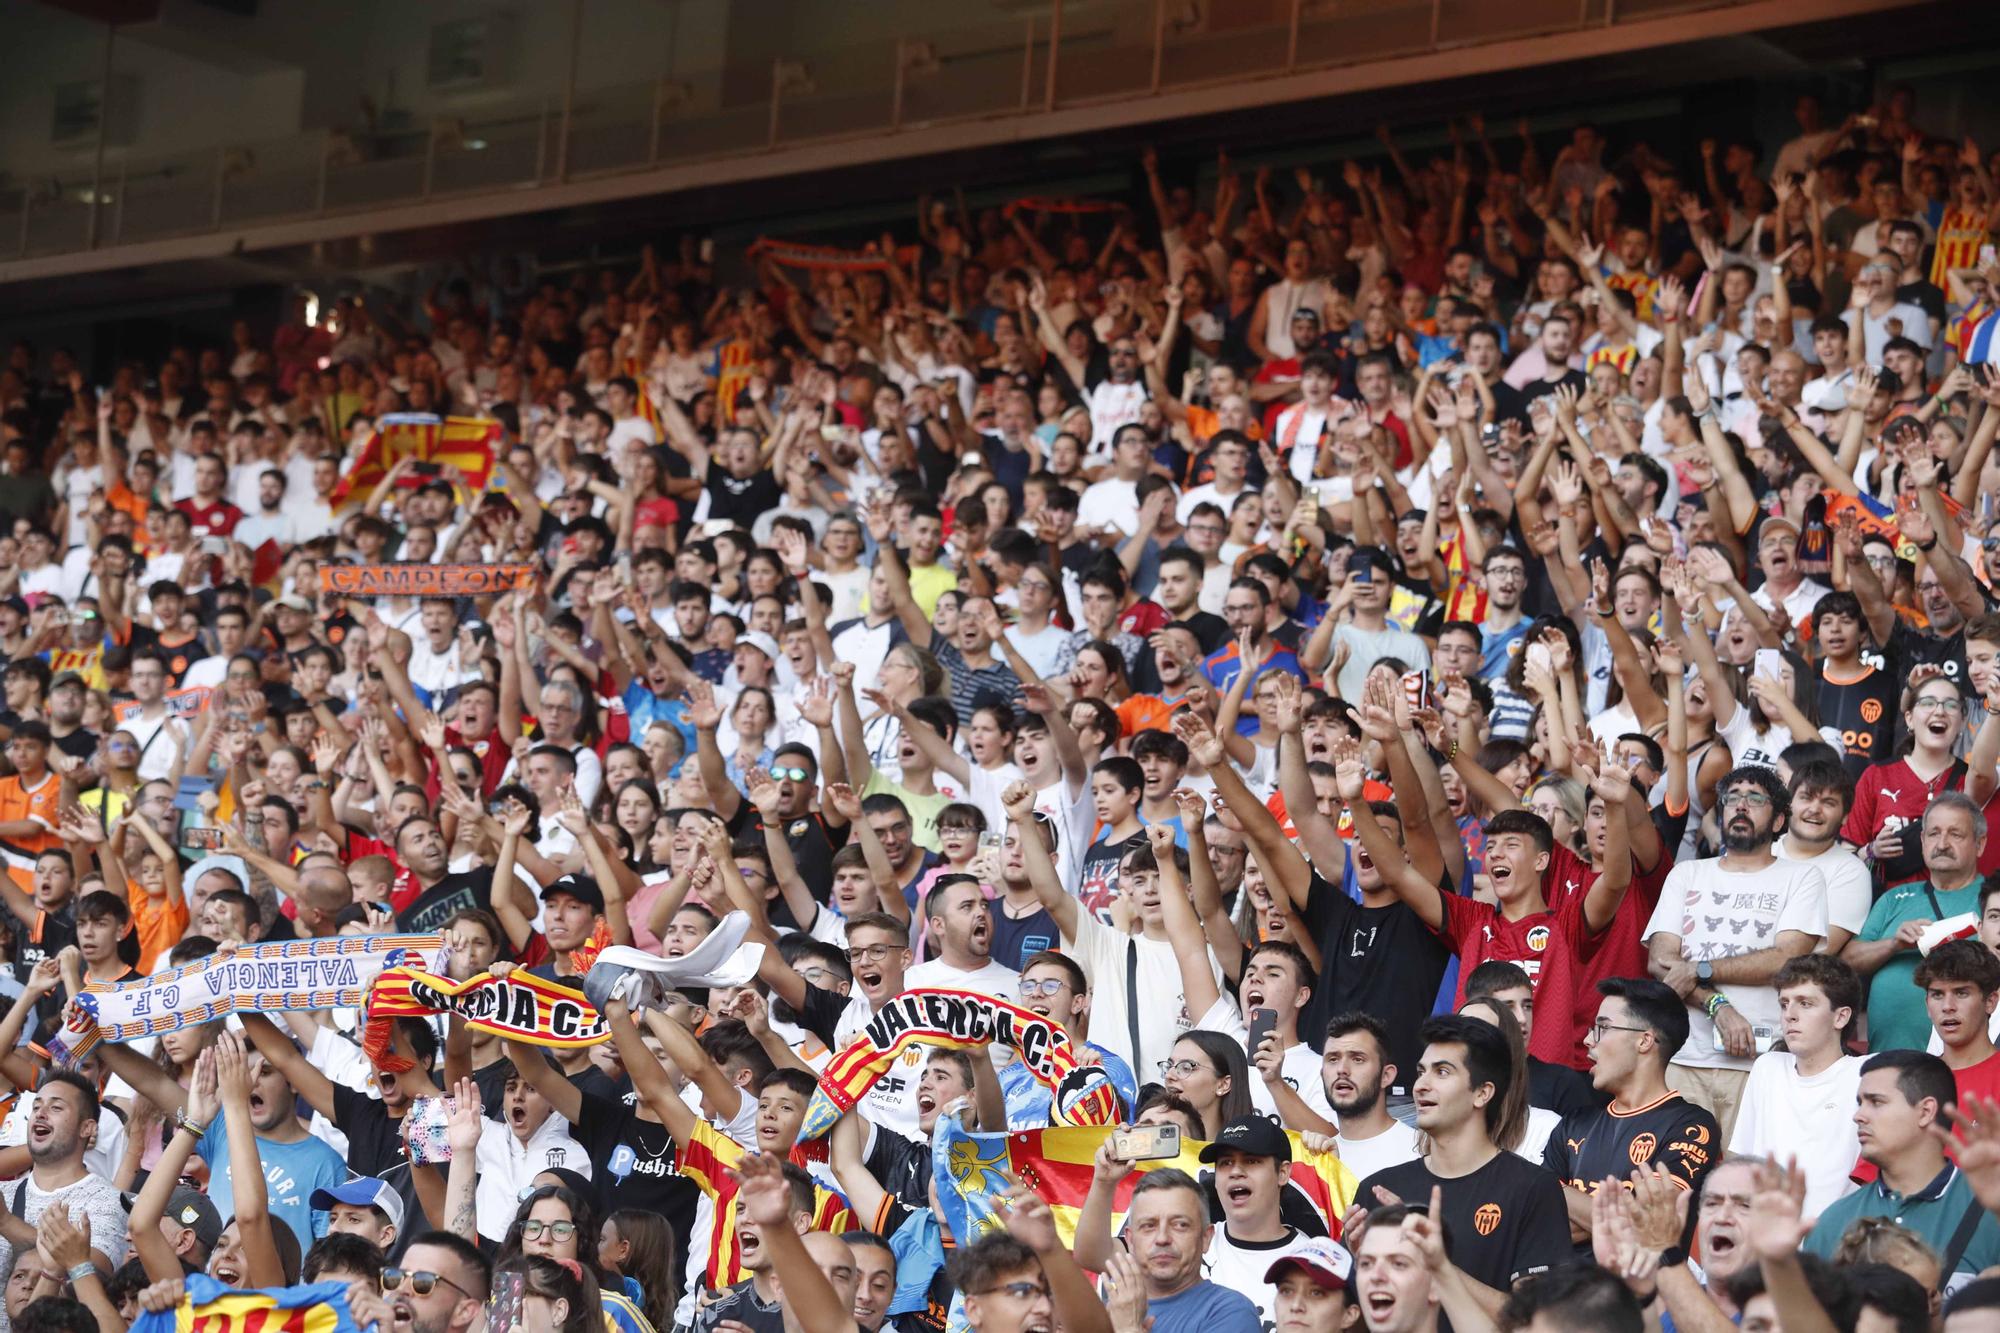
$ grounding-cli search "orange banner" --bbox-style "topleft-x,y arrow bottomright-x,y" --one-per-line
320,564 -> 536,598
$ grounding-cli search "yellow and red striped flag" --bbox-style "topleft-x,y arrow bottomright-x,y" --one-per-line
333,413 -> 501,504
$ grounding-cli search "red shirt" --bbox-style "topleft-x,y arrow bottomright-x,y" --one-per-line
1435,881 -> 1596,1066
1118,602 -> 1170,640
173,498 -> 243,537
445,723 -> 512,798
1841,759 -> 2000,884
1545,843 -> 1676,1070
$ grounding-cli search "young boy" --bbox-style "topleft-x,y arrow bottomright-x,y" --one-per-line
1729,953 -> 1863,1215
1076,757 -> 1148,924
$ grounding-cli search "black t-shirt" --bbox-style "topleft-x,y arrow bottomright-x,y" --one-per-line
1543,1092 -> 1719,1253
1298,872 -> 1451,1096
1519,371 -> 1589,412
576,1087 -> 699,1313
1818,663 -> 1898,779
330,1083 -> 430,1237
397,867 -> 497,935
1526,1057 -> 1603,1120
1359,1152 -> 1572,1294
775,812 -> 841,903
14,905 -> 76,1036
689,1279 -> 782,1333
865,1124 -> 933,1208
50,727 -> 97,764
796,981 -> 857,1053
704,470 -> 783,526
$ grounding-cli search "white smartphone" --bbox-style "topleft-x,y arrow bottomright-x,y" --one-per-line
1752,648 -> 1785,684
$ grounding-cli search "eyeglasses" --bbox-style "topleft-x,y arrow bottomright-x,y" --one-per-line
1913,696 -> 1965,715
1018,978 -> 1068,998
973,1282 -> 1051,1301
1156,1058 -> 1215,1078
847,943 -> 899,964
768,766 -> 811,782
381,1270 -> 473,1299
1589,1020 -> 1650,1040
519,1220 -> 578,1241
1720,791 -> 1772,809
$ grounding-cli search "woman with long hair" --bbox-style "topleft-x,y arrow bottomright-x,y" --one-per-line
1158,1030 -> 1253,1140
498,1186 -> 654,1333
599,1210 -> 677,1333
1455,996 -> 1560,1161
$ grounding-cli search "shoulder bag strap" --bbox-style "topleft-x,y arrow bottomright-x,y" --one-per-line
1941,1190 -> 1987,1278
1126,937 -> 1143,1085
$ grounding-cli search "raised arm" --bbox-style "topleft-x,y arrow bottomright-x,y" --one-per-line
236,1012 -> 337,1121
1336,756 -> 1444,930
128,1047 -> 215,1282
1004,780 -> 1078,940
730,1152 -> 860,1333
215,1032 -> 287,1288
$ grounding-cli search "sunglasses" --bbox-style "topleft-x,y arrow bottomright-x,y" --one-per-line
381,1270 -> 472,1299
768,766 -> 811,783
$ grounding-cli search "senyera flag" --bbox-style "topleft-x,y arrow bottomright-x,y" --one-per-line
332,413 -> 501,504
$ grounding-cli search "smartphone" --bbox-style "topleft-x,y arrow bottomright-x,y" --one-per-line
403,1094 -> 454,1162
179,827 -> 225,851
820,424 -> 845,442
1351,563 -> 1373,585
978,832 -> 1002,853
200,536 -> 230,556
1525,642 -> 1552,676
1246,1008 -> 1278,1057
487,800 -> 509,816
1110,1123 -> 1182,1162
486,1270 -> 527,1333
410,461 -> 443,478
1752,648 -> 1785,684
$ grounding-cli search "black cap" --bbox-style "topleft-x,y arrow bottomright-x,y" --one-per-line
1198,1114 -> 1293,1163
542,874 -> 606,914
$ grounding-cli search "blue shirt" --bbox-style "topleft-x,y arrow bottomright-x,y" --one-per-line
1479,619 -> 1531,680
196,1111 -> 349,1248
1145,1280 -> 1264,1333
1202,643 -> 1310,735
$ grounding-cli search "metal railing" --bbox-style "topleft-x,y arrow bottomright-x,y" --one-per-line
0,0 -> 1773,263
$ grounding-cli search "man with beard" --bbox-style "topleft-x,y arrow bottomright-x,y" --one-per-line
393,816 -> 505,936
1302,1014 -> 1419,1178
238,1013 -> 442,1233
981,794 -> 1061,969
1645,766 -> 1827,1145
0,1073 -> 125,1288
383,1231 -> 490,1333
904,877 -> 1019,999
1543,978 -> 1719,1250
100,1032 -> 346,1246
1846,792 -> 1989,1055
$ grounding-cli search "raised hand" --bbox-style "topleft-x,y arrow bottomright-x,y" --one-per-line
1170,709 -> 1226,769
685,679 -> 722,731
445,1077 -> 484,1158
1265,670 -> 1304,734
729,1149 -> 799,1228
823,781 -> 863,822
1747,1158 -> 1813,1260
744,767 -> 783,818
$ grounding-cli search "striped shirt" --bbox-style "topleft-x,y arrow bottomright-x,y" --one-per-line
931,637 -> 1023,725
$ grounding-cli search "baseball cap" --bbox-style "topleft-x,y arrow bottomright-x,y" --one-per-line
1198,1114 -> 1293,1164
50,672 -> 87,693
120,1185 -> 225,1254
1264,1236 -> 1353,1291
310,1178 -> 407,1234
543,873 -> 606,914
1759,515 -> 1801,542
274,594 -> 313,613
736,630 -> 782,664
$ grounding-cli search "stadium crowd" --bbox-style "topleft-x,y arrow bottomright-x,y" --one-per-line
1,78 -> 2000,1333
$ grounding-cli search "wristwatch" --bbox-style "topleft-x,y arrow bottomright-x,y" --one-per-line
1695,961 -> 1715,986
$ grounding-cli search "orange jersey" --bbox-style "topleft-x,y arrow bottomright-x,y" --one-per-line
0,772 -> 62,891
